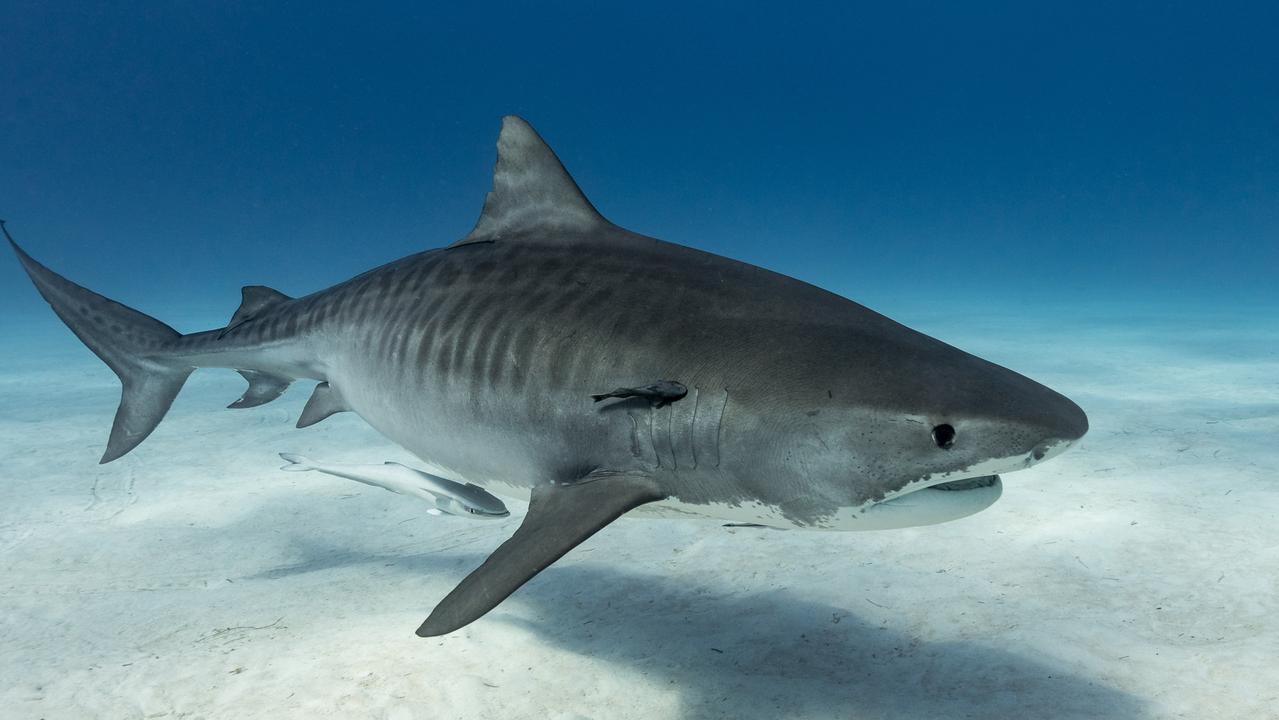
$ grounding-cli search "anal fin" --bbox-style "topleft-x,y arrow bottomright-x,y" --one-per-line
228,369 -> 291,409
416,470 -> 664,637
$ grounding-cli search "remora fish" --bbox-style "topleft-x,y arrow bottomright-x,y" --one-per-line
278,453 -> 509,519
6,116 -> 1088,637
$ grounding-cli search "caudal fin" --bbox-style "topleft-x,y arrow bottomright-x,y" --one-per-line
5,221 -> 193,463
278,453 -> 315,472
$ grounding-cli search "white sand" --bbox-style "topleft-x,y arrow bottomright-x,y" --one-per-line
1,303 -> 1275,719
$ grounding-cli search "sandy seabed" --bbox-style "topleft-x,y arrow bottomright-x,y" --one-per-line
1,304 -> 1275,720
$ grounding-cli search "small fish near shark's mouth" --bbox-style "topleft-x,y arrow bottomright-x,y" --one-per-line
840,474 -> 1004,531
927,474 -> 1001,492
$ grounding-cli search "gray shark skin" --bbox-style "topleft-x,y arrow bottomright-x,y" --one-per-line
5,116 -> 1088,637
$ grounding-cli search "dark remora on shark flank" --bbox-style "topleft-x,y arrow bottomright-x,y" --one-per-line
6,116 -> 1088,637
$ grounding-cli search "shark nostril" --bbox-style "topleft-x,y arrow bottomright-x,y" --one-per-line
932,424 -> 956,449
1032,445 -> 1047,461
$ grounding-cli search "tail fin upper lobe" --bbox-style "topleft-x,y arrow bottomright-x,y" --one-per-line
5,221 -> 192,463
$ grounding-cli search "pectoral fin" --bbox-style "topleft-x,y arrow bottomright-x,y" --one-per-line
416,470 -> 664,637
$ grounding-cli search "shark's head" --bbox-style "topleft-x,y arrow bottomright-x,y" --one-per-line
835,344 -> 1089,531
714,306 -> 1088,531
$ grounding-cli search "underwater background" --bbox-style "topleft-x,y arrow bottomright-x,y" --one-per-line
1,3 -> 1276,718
2,3 -> 1277,314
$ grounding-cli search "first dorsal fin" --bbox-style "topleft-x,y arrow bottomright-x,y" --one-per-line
452,116 -> 608,247
221,285 -> 291,338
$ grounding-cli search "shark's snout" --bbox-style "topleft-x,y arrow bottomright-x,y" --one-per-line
997,382 -> 1086,475
990,368 -> 1088,461
1061,395 -> 1090,442
1015,392 -> 1087,469
1041,392 -> 1089,447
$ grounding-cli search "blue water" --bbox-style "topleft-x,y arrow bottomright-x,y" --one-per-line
2,4 -> 1277,718
2,3 -> 1276,318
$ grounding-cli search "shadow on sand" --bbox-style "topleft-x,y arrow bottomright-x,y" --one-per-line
255,539 -> 1151,720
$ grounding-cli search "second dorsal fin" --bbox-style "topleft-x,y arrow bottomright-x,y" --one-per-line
452,116 -> 608,247
222,285 -> 291,338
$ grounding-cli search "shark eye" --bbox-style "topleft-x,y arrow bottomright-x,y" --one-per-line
932,424 -> 956,449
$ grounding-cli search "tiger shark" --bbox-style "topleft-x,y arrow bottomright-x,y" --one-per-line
6,116 -> 1088,637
